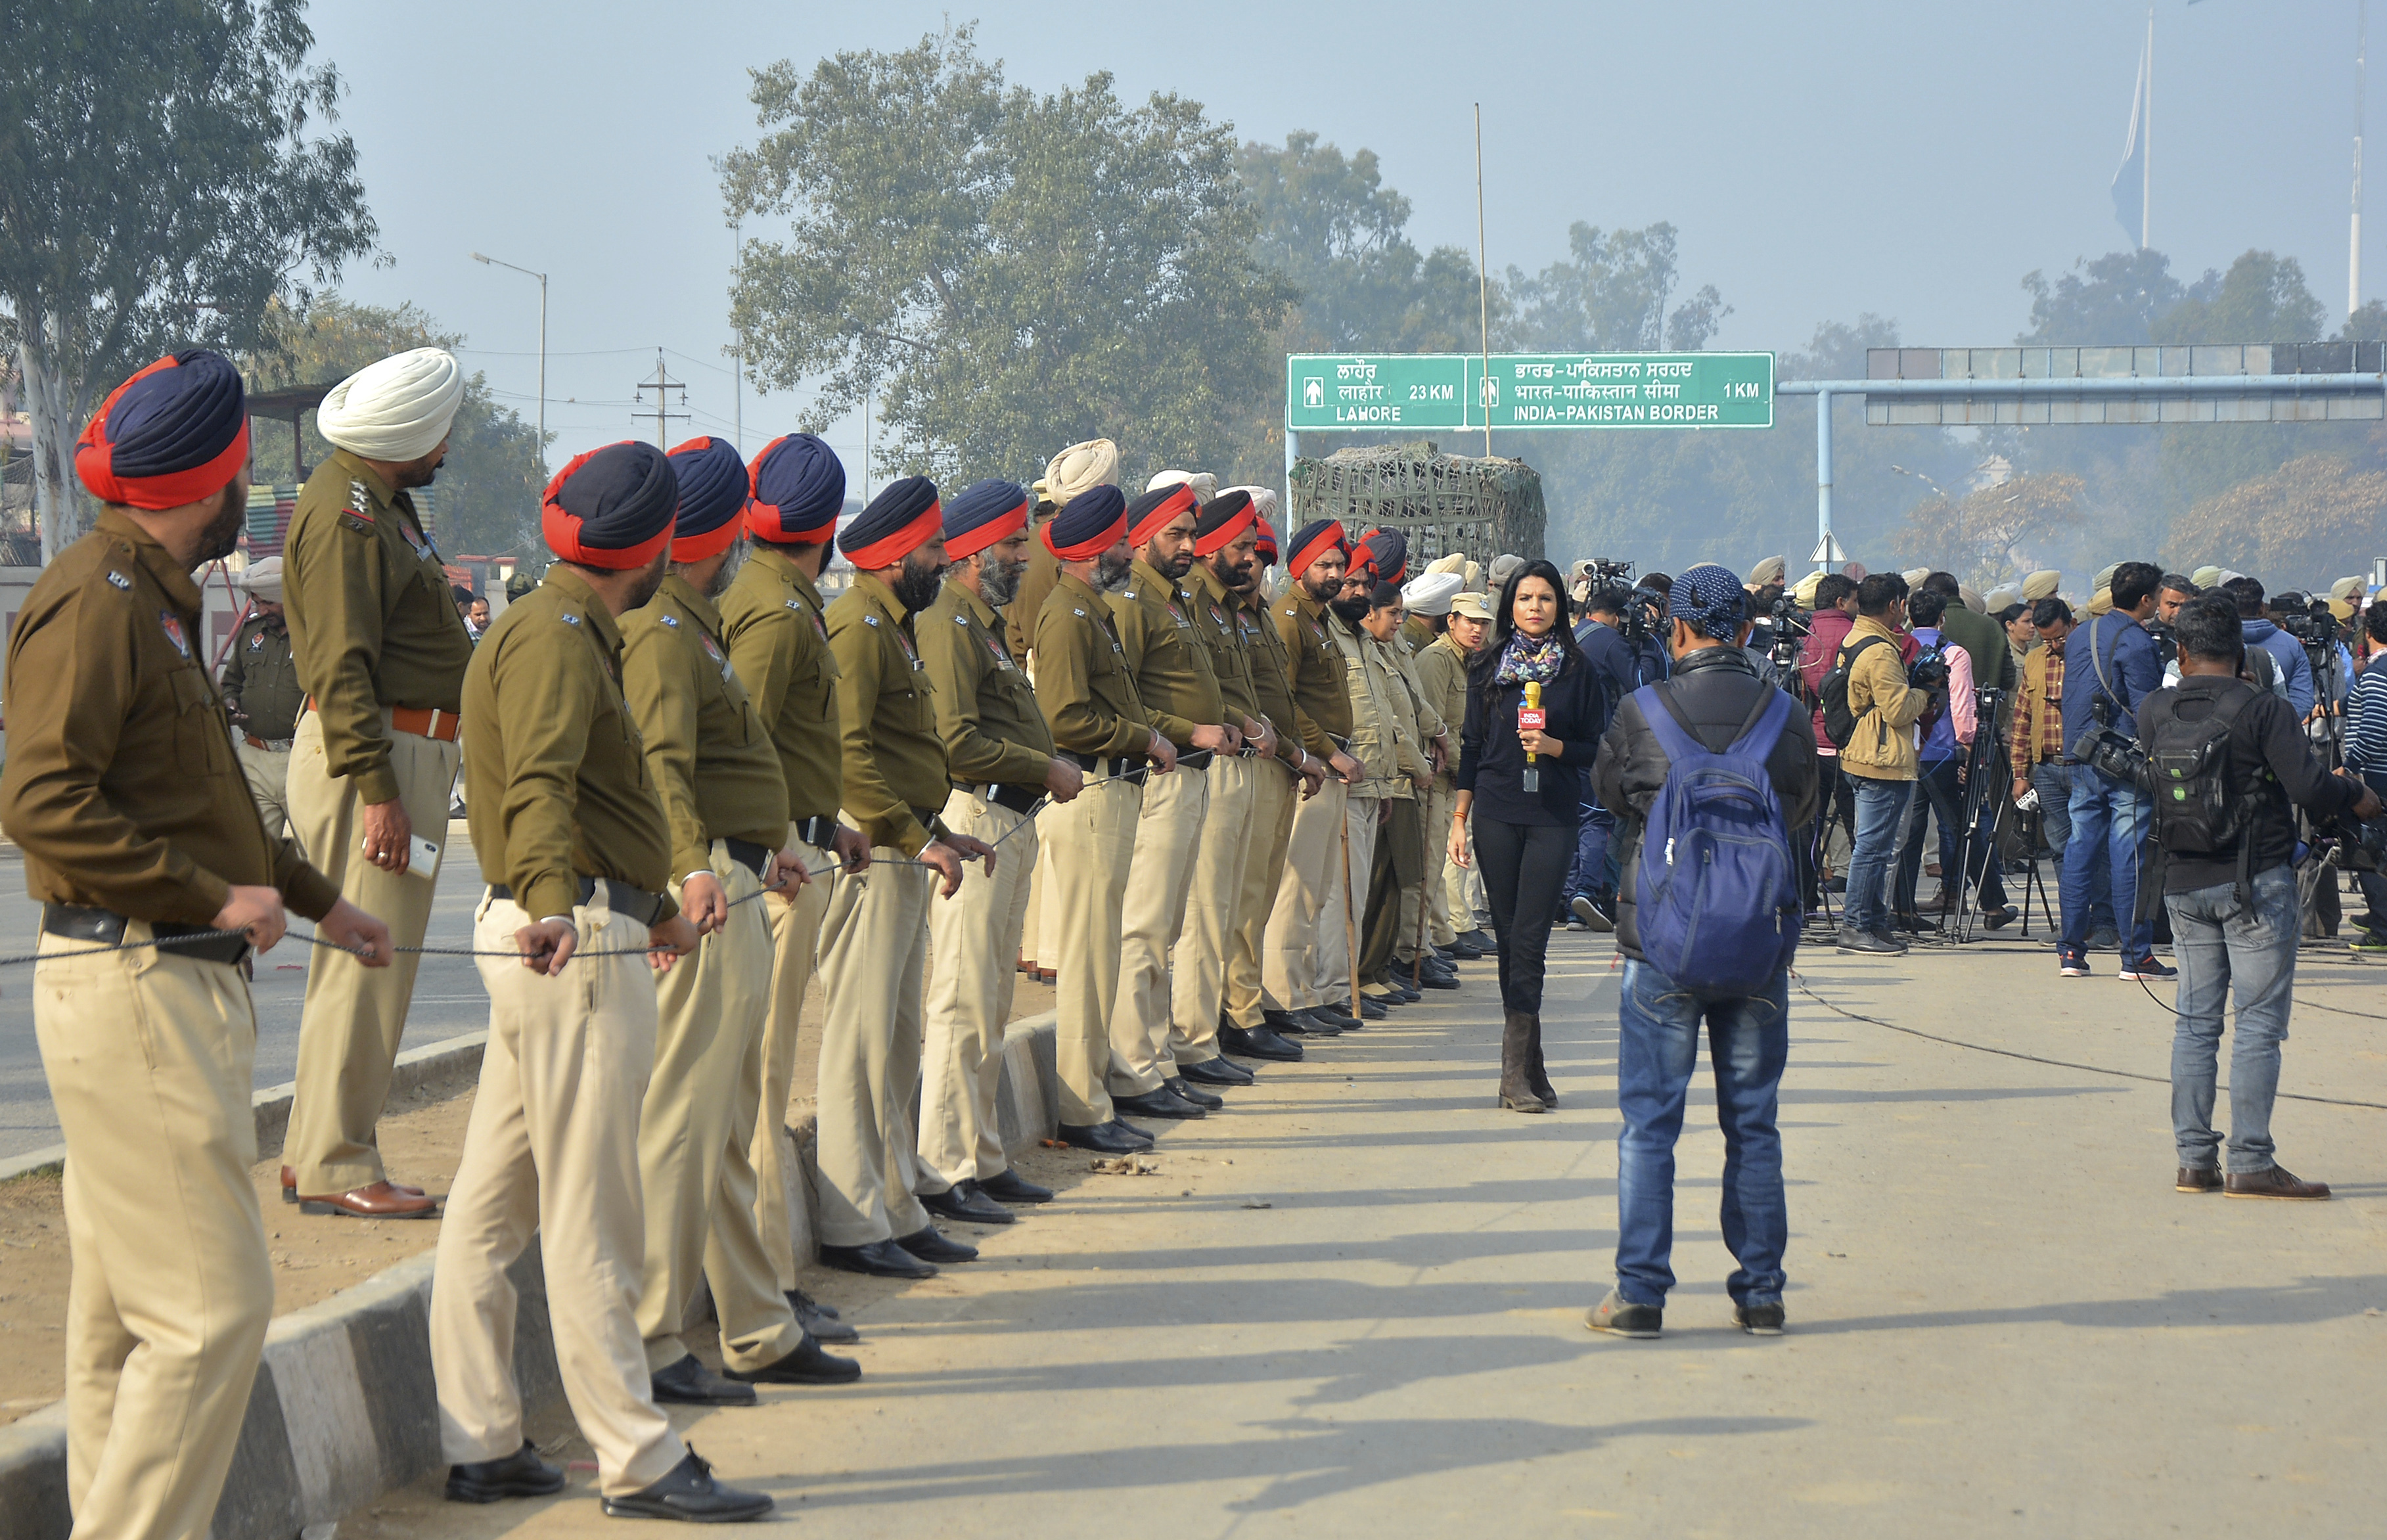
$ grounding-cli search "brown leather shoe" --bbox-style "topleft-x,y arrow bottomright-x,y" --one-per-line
298,1180 -> 439,1218
281,1165 -> 424,1204
2223,1165 -> 2330,1201
2175,1166 -> 2221,1193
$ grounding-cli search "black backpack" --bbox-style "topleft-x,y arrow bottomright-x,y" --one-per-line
1817,634 -> 1890,750
2146,683 -> 2262,857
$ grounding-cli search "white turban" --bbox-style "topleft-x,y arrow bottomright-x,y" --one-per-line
1220,484 -> 1277,522
240,556 -> 284,602
1403,572 -> 1463,616
1900,566 -> 1932,588
317,348 -> 463,463
1489,553 -> 1525,591
1045,439 -> 1119,507
1959,583 -> 1985,613
1147,468 -> 1218,504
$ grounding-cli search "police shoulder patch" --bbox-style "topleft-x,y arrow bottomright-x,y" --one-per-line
953,613 -> 968,623
1123,589 -> 1138,599
104,570 -> 132,591
784,599 -> 804,611
561,612 -> 582,626
863,614 -> 880,627
659,614 -> 679,628
1073,607 -> 1087,618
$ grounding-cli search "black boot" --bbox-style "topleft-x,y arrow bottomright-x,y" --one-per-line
1499,1009 -> 1547,1113
1525,1014 -> 1557,1106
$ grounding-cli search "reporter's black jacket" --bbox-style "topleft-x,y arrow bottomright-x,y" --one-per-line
1458,645 -> 1603,827
2137,676 -> 2361,894
1592,645 -> 1820,961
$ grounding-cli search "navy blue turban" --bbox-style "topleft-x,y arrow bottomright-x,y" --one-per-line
944,478 -> 1030,560
1041,484 -> 1126,560
665,436 -> 748,561
1285,519 -> 1348,579
543,441 -> 678,568
76,350 -> 250,510
745,433 -> 844,544
838,475 -> 941,567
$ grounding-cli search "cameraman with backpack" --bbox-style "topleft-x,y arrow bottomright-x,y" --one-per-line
1584,564 -> 1817,1340
2140,595 -> 2379,1200
2060,561 -> 2171,981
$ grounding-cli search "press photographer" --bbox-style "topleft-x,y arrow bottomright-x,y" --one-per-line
2137,593 -> 2382,1201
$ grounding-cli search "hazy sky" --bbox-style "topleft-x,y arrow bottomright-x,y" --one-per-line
308,0 -> 2371,481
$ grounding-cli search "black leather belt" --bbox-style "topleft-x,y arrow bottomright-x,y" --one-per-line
723,837 -> 774,879
1063,750 -> 1147,776
486,876 -> 668,927
41,903 -> 251,967
792,815 -> 838,850
956,781 -> 1041,817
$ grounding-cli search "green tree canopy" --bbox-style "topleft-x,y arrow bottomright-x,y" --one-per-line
1506,222 -> 1729,353
0,0 -> 375,559
724,24 -> 1292,489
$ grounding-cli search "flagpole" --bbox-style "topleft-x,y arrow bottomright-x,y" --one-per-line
2355,0 -> 2368,319
2143,5 -> 2153,251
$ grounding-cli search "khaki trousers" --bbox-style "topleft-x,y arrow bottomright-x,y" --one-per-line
1265,776 -> 1348,1011
430,894 -> 682,1499
235,737 -> 292,838
1018,841 -> 1046,967
813,848 -> 933,1249
1039,775 -> 1140,1125
284,708 -> 461,1194
1110,761 -> 1209,1094
1226,761 -> 1300,1029
1168,754 -> 1255,1065
754,831 -> 834,1288
635,846 -> 802,1375
1405,781 -> 1460,953
1313,791 -> 1382,1001
1457,830 -> 1489,927
920,790 -> 1036,1189
35,933 -> 270,1540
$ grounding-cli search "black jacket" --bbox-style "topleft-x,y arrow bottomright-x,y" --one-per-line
1459,643 -> 1603,827
2137,675 -> 2361,894
1591,646 -> 1820,961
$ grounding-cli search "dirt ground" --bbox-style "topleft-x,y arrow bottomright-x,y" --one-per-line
0,964 -> 1055,1424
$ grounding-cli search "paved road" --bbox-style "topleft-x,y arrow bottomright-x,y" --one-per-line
0,821 -> 494,1160
340,930 -> 2387,1535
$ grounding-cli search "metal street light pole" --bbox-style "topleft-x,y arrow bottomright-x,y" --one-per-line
471,252 -> 548,474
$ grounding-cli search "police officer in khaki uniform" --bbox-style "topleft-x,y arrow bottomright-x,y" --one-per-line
1404,573 -> 1480,963
624,437 -> 856,1407
815,478 -> 997,1280
1324,549 -> 1425,1018
220,555 -> 304,834
718,433 -> 868,1341
282,347 -> 476,1219
1265,522 -> 1368,1033
1031,486 -> 1171,1154
430,441 -> 769,1520
3,351 -> 393,1539
916,480 -> 1076,1224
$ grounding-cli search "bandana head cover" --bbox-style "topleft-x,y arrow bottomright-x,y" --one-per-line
746,433 -> 844,543
664,436 -> 748,562
1192,489 -> 1256,556
838,476 -> 941,568
241,556 -> 284,602
1286,519 -> 1346,579
1669,562 -> 1748,640
317,347 -> 463,463
76,350 -> 250,510
1125,482 -> 1198,546
1045,439 -> 1120,508
544,442 -> 677,568
1041,484 -> 1127,560
1403,572 -> 1462,616
1253,518 -> 1279,564
944,478 -> 1031,559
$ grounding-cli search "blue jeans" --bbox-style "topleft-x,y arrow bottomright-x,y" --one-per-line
1572,803 -> 1616,902
2058,767 -> 2153,956
1614,959 -> 1790,1309
2168,865 -> 2298,1173
2352,770 -> 2387,934
1843,773 -> 1914,934
2031,763 -> 2112,933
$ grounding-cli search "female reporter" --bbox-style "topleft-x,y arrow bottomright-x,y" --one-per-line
1450,558 -> 1602,1112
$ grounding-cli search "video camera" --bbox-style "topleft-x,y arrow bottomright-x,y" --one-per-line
1578,556 -> 1667,646
2309,804 -> 2387,874
2071,695 -> 2152,790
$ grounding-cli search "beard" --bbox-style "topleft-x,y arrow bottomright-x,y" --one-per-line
892,555 -> 944,614
978,551 -> 1027,608
1301,569 -> 1343,604
1095,548 -> 1134,592
194,484 -> 245,565
1156,547 -> 1195,581
1208,552 -> 1254,593
627,556 -> 670,611
705,541 -> 747,598
1329,595 -> 1369,625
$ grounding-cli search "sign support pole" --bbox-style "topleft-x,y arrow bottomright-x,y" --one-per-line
1284,429 -> 1298,509
1814,387 -> 1834,572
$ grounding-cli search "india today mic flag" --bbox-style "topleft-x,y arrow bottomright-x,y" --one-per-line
1520,680 -> 1545,791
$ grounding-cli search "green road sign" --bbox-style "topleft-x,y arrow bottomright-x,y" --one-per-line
1286,352 -> 1776,432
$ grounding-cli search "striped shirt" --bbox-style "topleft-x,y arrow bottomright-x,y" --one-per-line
2348,657 -> 2387,772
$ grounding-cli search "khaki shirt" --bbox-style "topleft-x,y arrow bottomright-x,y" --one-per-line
1034,570 -> 1151,756
825,570 -> 951,857
1329,612 -> 1426,796
1390,632 -> 1449,742
1239,585 -> 1312,773
922,578 -> 1055,789
462,565 -> 677,924
283,449 -> 475,805
622,573 -> 788,875
1187,564 -> 1260,725
719,545 -> 842,827
1106,558 -> 1224,747
219,612 -> 304,742
1,509 -> 338,924
1276,585 -> 1353,753
1414,633 -> 1472,791
1006,515 -> 1061,661
1401,614 -> 1436,656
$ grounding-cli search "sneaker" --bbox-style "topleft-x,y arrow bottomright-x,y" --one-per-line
1583,1287 -> 1662,1339
2058,947 -> 2091,978
1733,1300 -> 1786,1335
2349,928 -> 2387,954
2117,954 -> 2177,982
2087,926 -> 2121,953
1570,894 -> 1616,933
2223,1164 -> 2330,1200
1980,905 -> 2019,931
1834,926 -> 1905,955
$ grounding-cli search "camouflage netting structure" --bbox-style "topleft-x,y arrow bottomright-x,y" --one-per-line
1287,440 -> 1545,568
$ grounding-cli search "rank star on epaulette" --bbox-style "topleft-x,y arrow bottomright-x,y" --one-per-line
104,571 -> 131,591
347,482 -> 373,518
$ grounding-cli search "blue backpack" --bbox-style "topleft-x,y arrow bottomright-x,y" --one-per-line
1630,683 -> 1800,999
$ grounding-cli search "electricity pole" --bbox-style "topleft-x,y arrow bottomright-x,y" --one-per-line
633,351 -> 689,449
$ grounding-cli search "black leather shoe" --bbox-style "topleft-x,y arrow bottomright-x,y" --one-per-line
819,1238 -> 937,1279
600,1448 -> 773,1522
978,1168 -> 1054,1204
894,1225 -> 978,1263
1412,967 -> 1461,990
723,1332 -> 861,1385
1222,1024 -> 1303,1061
1165,1074 -> 1225,1109
784,1289 -> 857,1343
1438,940 -> 1485,961
1380,982 -> 1422,1003
1112,1116 -> 1156,1142
1266,1007 -> 1340,1036
1179,1055 -> 1254,1087
1058,1120 -> 1149,1154
1325,995 -> 1386,1022
920,1181 -> 1015,1226
1114,1087 -> 1207,1120
446,1439 -> 565,1503
1458,928 -> 1497,949
650,1353 -> 757,1407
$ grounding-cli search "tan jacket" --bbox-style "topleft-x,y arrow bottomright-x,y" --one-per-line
1840,613 -> 1926,781
1328,614 -> 1428,798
